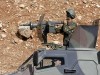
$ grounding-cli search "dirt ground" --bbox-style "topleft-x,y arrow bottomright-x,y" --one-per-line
0,0 -> 100,74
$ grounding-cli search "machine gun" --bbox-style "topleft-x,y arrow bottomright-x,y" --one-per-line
18,14 -> 64,43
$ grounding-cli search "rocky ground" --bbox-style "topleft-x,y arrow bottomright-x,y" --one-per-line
0,0 -> 100,74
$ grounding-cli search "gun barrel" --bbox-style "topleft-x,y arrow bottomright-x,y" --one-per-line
48,21 -> 63,24
19,21 -> 64,30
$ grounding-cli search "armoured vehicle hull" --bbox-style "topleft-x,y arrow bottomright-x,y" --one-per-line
8,48 -> 100,75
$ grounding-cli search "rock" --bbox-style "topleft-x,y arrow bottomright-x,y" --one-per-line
1,34 -> 7,38
39,5 -> 44,9
77,15 -> 82,20
0,34 -> 6,40
2,29 -> 7,33
6,47 -> 10,50
85,4 -> 89,7
18,29 -> 32,38
0,36 -> 2,40
11,31 -> 15,35
19,4 -> 26,9
19,39 -> 23,44
96,4 -> 100,8
0,21 -> 2,29
25,43 -> 30,47
82,0 -> 88,4
14,0 -> 21,5
64,0 -> 69,4
13,38 -> 19,43
12,38 -> 23,44
89,0 -> 93,1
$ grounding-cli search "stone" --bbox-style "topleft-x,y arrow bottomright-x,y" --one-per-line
82,0 -> 88,4
11,31 -> 15,35
77,15 -> 82,20
13,38 -> 19,43
14,0 -> 21,5
85,4 -> 89,7
2,29 -> 7,33
19,4 -> 26,9
0,21 -> 2,29
6,47 -> 10,50
12,38 -> 23,44
96,4 -> 100,8
39,5 -> 44,9
1,34 -> 7,38
18,29 -> 32,38
26,43 -> 30,47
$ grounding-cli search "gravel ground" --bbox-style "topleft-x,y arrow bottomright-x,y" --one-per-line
0,0 -> 100,74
